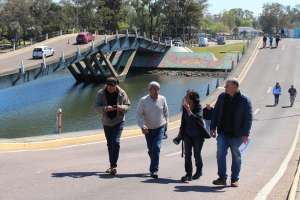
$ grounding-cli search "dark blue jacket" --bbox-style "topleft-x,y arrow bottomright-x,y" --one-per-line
210,92 -> 253,137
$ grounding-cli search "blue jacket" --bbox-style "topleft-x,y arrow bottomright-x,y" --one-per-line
273,87 -> 282,95
210,92 -> 253,137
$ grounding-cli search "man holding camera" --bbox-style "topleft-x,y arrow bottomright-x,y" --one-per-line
95,77 -> 131,176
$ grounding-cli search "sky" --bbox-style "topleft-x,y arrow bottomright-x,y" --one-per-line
207,0 -> 299,16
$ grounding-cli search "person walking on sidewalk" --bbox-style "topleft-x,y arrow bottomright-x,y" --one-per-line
95,77 -> 131,176
275,34 -> 281,48
288,85 -> 297,107
273,82 -> 282,106
203,104 -> 214,133
263,35 -> 267,48
173,91 -> 210,182
269,35 -> 273,48
210,79 -> 253,187
137,81 -> 169,179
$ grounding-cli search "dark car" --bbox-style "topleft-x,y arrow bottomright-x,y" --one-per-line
76,32 -> 94,44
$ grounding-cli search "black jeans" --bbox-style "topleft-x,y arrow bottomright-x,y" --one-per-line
104,122 -> 124,168
274,94 -> 280,105
183,135 -> 204,176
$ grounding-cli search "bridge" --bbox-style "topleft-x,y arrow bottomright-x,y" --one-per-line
0,32 -> 170,88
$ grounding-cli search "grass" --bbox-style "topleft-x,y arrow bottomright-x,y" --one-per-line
191,42 -> 246,60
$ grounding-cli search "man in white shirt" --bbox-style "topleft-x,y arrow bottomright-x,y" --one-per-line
137,81 -> 169,178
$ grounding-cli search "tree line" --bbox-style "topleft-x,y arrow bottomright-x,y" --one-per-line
0,0 -> 300,45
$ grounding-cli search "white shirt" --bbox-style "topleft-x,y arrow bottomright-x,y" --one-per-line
137,95 -> 169,129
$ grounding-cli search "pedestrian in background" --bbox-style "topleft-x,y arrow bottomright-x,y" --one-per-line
272,82 -> 282,106
269,35 -> 273,48
95,77 -> 131,176
288,85 -> 297,107
210,79 -> 253,187
262,34 -> 267,48
203,104 -> 214,133
137,81 -> 169,179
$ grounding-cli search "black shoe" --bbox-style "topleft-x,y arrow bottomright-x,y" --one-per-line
105,167 -> 117,176
151,172 -> 158,179
212,178 -> 227,186
181,174 -> 192,182
192,170 -> 202,180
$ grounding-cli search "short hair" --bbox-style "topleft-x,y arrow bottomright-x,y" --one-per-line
226,78 -> 239,87
106,77 -> 118,86
148,81 -> 160,89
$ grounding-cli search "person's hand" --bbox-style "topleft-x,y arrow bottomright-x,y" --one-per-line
242,136 -> 249,144
105,106 -> 115,112
141,125 -> 149,134
116,105 -> 124,112
210,129 -> 216,138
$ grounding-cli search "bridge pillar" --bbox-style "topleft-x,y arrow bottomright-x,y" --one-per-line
119,50 -> 137,78
99,51 -> 119,78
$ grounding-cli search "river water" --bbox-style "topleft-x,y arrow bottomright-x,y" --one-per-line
0,70 -> 223,139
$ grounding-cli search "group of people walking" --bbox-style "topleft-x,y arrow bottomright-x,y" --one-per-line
272,83 -> 297,107
262,34 -> 281,49
95,77 -> 253,187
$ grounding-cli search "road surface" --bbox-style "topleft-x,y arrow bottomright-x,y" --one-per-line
0,39 -> 300,200
0,34 -> 105,75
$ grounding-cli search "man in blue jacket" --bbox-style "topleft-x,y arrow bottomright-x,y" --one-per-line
210,79 -> 253,187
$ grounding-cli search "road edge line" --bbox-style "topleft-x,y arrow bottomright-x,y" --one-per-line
254,118 -> 300,200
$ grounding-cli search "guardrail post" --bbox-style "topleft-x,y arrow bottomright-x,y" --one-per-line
55,108 -> 63,134
158,37 -> 161,45
60,30 -> 63,36
91,40 -> 95,50
61,51 -> 65,63
104,34 -> 108,44
151,35 -> 154,43
45,33 -> 48,40
42,54 -> 47,70
126,29 -> 129,37
19,60 -> 25,74
216,79 -> 220,88
143,32 -> 146,38
77,46 -> 81,57
237,53 -> 240,63
135,28 -> 138,38
13,41 -> 16,51
231,60 -> 234,70
206,84 -> 210,96
116,30 -> 119,39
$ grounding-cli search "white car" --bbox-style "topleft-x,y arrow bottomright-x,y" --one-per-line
32,46 -> 55,59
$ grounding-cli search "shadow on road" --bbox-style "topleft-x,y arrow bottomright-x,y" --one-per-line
174,185 -> 227,193
51,171 -> 148,179
265,104 -> 276,107
141,177 -> 182,185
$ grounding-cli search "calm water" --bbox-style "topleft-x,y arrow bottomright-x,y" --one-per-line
0,70 -> 222,138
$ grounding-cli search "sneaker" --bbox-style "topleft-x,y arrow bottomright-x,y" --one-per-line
151,172 -> 158,179
231,180 -> 239,187
212,178 -> 227,186
181,174 -> 192,182
105,167 -> 117,176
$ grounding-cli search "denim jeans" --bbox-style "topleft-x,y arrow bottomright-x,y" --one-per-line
145,126 -> 165,173
217,133 -> 243,181
104,122 -> 124,168
184,135 -> 204,176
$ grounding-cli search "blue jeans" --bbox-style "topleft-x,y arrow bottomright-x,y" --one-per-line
145,126 -> 165,173
104,122 -> 124,168
217,133 -> 243,181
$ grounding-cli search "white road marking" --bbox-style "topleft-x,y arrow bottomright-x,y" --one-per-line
267,87 -> 272,94
254,118 -> 300,200
275,64 -> 280,71
165,151 -> 182,157
254,109 -> 260,115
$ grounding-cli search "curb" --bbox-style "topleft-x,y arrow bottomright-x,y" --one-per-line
287,156 -> 300,200
0,38 -> 262,152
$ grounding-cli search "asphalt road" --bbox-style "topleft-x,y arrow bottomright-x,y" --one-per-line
0,39 -> 300,200
0,34 -> 105,75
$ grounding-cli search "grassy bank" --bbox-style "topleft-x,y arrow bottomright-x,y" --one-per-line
191,42 -> 246,60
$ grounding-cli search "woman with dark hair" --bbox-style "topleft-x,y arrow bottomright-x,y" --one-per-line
173,90 -> 209,182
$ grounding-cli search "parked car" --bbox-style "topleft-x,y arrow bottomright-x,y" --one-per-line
32,46 -> 55,59
173,38 -> 184,47
199,36 -> 208,47
76,32 -> 94,44
217,36 -> 226,45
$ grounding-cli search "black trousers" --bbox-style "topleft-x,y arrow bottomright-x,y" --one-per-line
183,135 -> 204,176
274,94 -> 280,105
104,122 -> 124,168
